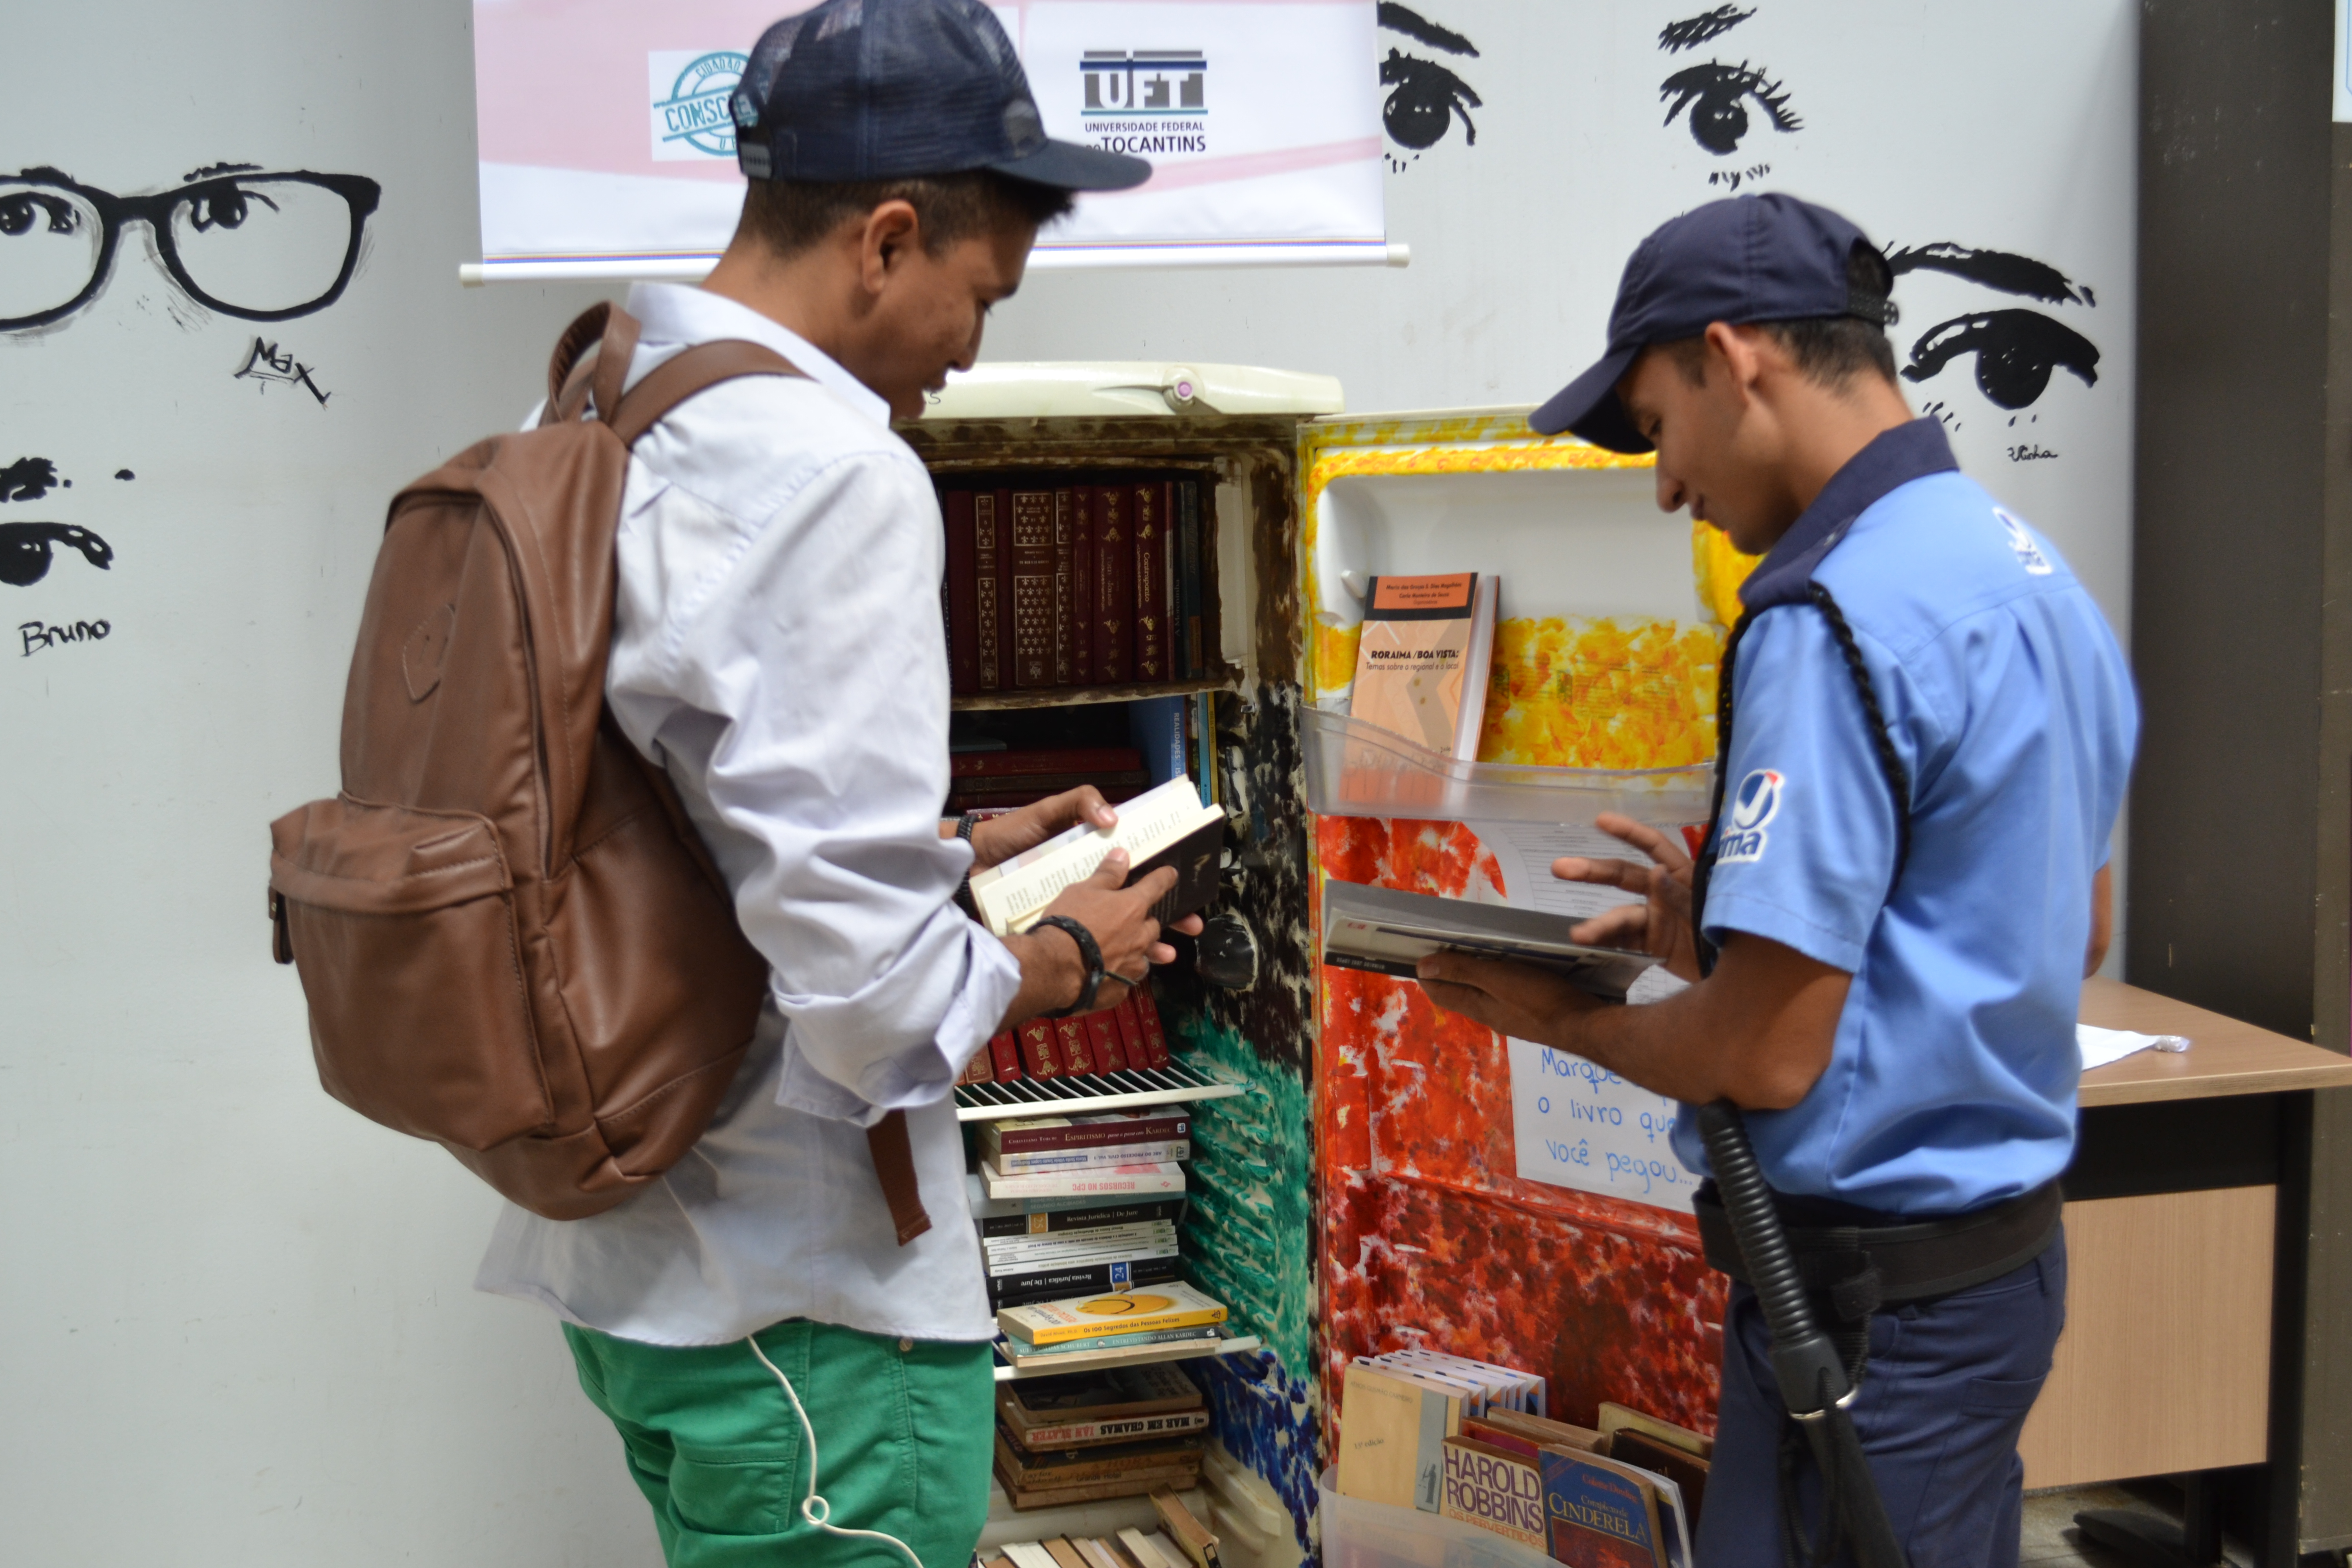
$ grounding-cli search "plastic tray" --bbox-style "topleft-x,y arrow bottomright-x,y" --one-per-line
1302,707 -> 1713,827
1318,1469 -> 1558,1568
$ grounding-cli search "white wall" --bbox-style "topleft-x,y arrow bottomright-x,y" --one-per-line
0,3 -> 650,1563
0,4 -> 2139,1564
987,0 -> 2140,960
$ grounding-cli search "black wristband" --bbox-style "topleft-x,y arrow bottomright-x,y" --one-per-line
1035,914 -> 1106,1018
953,813 -> 981,918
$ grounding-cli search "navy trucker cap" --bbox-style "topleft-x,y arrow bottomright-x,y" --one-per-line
1530,193 -> 1896,451
730,0 -> 1152,192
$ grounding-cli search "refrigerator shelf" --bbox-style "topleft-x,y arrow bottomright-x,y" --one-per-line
954,1061 -> 1250,1122
1302,706 -> 1713,827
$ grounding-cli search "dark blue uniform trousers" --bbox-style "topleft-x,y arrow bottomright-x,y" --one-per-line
1696,1231 -> 2067,1568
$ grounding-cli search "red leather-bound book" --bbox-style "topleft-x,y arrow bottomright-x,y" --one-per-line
1052,486 -> 1077,686
1112,993 -> 1147,1071
1087,1004 -> 1129,1072
1093,484 -> 1132,684
957,1041 -> 995,1085
1055,1016 -> 1094,1075
1132,985 -> 1171,1069
1017,1019 -> 1062,1077
1069,483 -> 1095,688
942,487 -> 980,696
1133,479 -> 1171,682
973,490 -> 1007,692
1010,485 -> 1056,689
987,1029 -> 1024,1081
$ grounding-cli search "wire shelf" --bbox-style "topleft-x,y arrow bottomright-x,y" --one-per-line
954,1061 -> 1250,1122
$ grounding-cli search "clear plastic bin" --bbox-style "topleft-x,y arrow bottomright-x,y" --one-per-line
1318,1468 -> 1559,1568
1302,707 -> 1713,827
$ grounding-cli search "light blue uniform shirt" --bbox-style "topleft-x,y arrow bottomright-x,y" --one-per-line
1671,420 -> 2138,1216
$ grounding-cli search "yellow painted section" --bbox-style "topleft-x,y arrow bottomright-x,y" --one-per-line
1691,519 -> 1763,628
1297,408 -> 1657,706
1477,617 -> 1721,770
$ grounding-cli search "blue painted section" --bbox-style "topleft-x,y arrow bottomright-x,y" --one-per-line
1194,1346 -> 1321,1559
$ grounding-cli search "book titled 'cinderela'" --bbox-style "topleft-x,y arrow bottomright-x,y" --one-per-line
968,776 -> 1223,938
1321,881 -> 1659,1000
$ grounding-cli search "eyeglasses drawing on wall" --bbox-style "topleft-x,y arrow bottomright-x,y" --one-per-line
0,164 -> 380,333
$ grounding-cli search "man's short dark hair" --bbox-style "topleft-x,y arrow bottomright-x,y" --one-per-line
737,170 -> 1075,259
1661,240 -> 1898,389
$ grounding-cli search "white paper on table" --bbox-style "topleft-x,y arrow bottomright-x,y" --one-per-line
2078,1023 -> 2186,1070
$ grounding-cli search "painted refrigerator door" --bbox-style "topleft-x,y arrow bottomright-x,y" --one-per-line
1301,407 -> 1761,1436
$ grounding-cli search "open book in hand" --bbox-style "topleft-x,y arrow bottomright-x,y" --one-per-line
967,776 -> 1226,938
1320,880 -> 1660,1001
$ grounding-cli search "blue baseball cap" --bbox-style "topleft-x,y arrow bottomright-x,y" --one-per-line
730,0 -> 1152,193
1530,193 -> 1896,451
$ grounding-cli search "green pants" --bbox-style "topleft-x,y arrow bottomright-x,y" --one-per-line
563,1318 -> 996,1567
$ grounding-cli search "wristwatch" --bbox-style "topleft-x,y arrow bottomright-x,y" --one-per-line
953,812 -> 981,918
1035,914 -> 1107,1018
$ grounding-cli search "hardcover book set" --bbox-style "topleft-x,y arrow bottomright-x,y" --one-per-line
939,473 -> 1215,697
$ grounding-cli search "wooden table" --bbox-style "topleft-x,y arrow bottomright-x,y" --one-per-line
2017,980 -> 2352,1554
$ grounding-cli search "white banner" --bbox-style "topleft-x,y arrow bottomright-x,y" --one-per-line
470,0 -> 1384,278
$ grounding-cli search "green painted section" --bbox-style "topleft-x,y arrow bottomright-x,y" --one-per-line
1170,1014 -> 1316,1377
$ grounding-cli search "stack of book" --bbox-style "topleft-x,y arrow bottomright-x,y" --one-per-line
973,1112 -> 1193,1311
947,745 -> 1150,816
955,979 -> 1177,1089
1336,1354 -> 1711,1568
940,473 -> 1213,697
993,1362 -> 1211,1511
983,1489 -> 1220,1567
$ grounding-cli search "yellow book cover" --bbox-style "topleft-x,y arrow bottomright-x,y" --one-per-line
997,1282 -> 1229,1346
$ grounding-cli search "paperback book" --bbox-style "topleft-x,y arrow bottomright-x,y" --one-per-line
1321,880 -> 1659,1000
997,1281 -> 1228,1347
978,1161 -> 1187,1202
967,776 -> 1224,937
1347,572 -> 1499,760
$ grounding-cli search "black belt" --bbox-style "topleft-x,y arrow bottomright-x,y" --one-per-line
1694,1178 -> 2062,1322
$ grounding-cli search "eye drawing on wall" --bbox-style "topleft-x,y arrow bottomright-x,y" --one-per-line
0,164 -> 380,334
1886,243 -> 2100,448
1659,6 -> 1756,52
0,456 -> 111,587
1377,3 -> 1481,169
1660,61 -> 1801,158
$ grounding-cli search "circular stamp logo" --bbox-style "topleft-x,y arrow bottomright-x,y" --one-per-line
656,52 -> 749,158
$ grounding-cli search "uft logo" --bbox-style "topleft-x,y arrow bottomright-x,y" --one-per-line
1995,508 -> 2053,576
649,51 -> 748,161
1717,769 -> 1783,865
1083,51 -> 1206,114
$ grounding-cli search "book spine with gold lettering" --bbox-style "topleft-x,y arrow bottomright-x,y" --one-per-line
1011,486 -> 1056,689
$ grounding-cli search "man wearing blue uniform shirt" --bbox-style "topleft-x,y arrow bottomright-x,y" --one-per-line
1417,193 -> 2137,1568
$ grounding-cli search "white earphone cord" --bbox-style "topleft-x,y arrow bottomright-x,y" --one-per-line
746,1335 -> 926,1568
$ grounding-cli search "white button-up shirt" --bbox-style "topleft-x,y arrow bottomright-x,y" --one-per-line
475,283 -> 1019,1346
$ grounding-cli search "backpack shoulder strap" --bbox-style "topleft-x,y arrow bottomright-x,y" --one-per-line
607,339 -> 803,446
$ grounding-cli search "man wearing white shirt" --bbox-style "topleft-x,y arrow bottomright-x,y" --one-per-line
475,5 -> 1174,1563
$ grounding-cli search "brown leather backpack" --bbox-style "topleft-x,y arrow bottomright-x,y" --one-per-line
268,304 -> 930,1238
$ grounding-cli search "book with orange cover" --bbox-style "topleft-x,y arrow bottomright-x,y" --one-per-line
1348,572 -> 1499,760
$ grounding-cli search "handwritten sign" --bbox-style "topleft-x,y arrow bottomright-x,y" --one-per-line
1506,1039 -> 1693,1213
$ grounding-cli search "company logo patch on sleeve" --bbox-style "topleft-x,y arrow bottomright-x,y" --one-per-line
1717,769 -> 1783,865
1995,508 -> 2053,576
